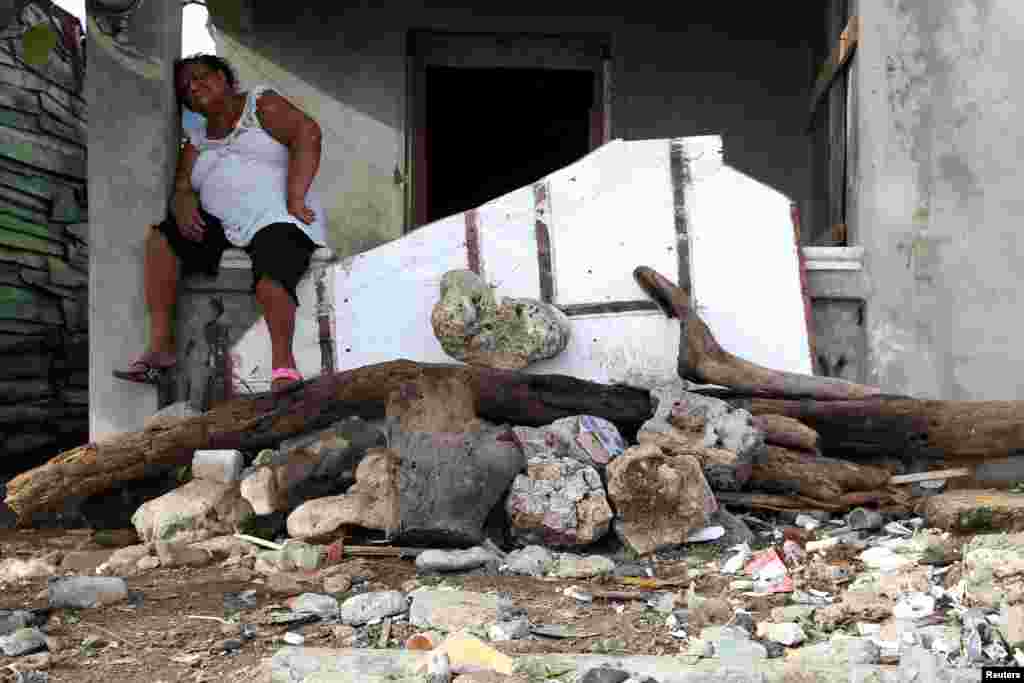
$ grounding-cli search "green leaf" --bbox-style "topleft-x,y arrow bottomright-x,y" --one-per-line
22,23 -> 58,67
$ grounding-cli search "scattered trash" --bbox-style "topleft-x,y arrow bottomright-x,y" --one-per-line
847,507 -> 883,531
892,593 -> 935,620
782,539 -> 806,565
794,514 -> 821,531
686,525 -> 725,543
745,548 -> 793,593
721,544 -> 751,575
283,631 -> 305,645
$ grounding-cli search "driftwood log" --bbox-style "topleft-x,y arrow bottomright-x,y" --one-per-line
748,445 -> 892,500
3,360 -> 653,526
633,266 -> 881,400
752,414 -> 820,453
727,397 -> 1024,465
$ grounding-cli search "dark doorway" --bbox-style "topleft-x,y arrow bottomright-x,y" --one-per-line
424,66 -> 596,222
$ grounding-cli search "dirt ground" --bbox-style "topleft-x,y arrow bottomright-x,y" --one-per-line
0,528 -> 772,683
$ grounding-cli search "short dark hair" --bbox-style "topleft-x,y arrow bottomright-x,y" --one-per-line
174,53 -> 238,105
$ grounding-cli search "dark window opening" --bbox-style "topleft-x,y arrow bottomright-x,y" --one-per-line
424,65 -> 595,222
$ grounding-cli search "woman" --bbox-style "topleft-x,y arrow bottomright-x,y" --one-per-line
113,54 -> 326,392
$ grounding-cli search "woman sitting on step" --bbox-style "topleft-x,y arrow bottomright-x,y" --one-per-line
114,54 -> 327,393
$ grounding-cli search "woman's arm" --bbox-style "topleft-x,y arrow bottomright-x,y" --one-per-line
171,141 -> 205,241
256,90 -> 323,224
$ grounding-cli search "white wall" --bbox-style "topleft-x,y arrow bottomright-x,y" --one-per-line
853,0 -> 1024,398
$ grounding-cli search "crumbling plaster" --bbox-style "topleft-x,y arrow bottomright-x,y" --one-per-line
853,0 -> 1024,398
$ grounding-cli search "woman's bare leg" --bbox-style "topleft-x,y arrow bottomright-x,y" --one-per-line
144,227 -> 180,355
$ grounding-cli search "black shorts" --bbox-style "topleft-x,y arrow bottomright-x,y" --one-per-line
154,207 -> 317,305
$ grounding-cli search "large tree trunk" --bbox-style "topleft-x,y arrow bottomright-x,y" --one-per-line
748,445 -> 892,500
726,397 -> 1024,464
4,360 -> 653,526
633,266 -> 882,400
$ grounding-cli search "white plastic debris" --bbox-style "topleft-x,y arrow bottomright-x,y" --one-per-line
806,537 -> 841,553
859,546 -> 914,572
283,632 -> 305,645
794,514 -> 821,531
893,593 -> 936,620
686,526 -> 725,543
857,623 -> 881,637
720,543 -> 752,575
883,521 -> 914,537
563,585 -> 593,603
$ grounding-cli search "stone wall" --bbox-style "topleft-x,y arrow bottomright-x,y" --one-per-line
0,1 -> 88,473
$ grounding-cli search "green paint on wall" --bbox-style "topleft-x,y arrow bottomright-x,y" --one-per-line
0,226 -> 61,256
0,211 -> 53,241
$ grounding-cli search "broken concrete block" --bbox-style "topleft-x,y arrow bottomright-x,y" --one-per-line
637,385 -> 763,491
506,456 -> 612,547
513,415 -> 626,472
607,443 -> 716,555
964,532 -> 1024,608
191,449 -> 244,484
392,425 -> 524,547
255,417 -> 389,513
431,269 -> 570,370
131,478 -> 253,545
919,489 -> 1024,533
287,448 -> 400,541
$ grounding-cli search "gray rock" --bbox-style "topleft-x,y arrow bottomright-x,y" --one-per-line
340,591 -> 407,626
431,269 -> 571,369
191,449 -> 245,484
425,650 -> 451,683
550,554 -> 615,579
488,618 -> 531,641
47,577 -> 128,609
275,417 -> 389,508
0,610 -> 48,637
409,590 -> 508,633
793,637 -> 881,667
503,545 -> 555,577
415,547 -> 497,574
581,669 -> 632,683
292,593 -> 340,620
506,455 -> 613,547
392,424 -> 525,547
613,563 -> 653,578
14,672 -> 49,683
717,636 -> 768,665
0,627 -> 47,656
131,478 -> 253,544
711,507 -> 756,547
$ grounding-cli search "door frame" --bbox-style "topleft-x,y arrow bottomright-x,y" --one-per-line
404,29 -> 613,232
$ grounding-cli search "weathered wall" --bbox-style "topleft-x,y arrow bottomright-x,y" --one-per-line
0,1 -> 88,472
853,0 -> 1024,398
206,2 -> 817,258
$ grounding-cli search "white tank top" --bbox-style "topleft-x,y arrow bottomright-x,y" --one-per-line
185,86 -> 328,249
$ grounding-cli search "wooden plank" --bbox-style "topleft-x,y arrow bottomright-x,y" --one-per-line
0,210 -> 60,241
807,16 -> 860,132
0,244 -> 46,269
38,111 -> 84,147
0,47 -> 80,101
0,284 -> 62,323
889,468 -> 970,485
0,162 -> 56,200
39,89 -> 86,129
0,318 -> 54,335
0,351 -> 49,379
0,226 -> 62,256
0,184 -> 49,215
0,64 -> 85,117
0,125 -> 84,178
0,379 -> 52,404
0,83 -> 40,114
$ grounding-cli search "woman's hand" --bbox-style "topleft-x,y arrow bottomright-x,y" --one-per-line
287,197 -> 316,225
172,188 -> 205,241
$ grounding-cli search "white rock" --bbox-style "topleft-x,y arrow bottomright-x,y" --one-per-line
96,544 -> 151,576
283,632 -> 305,646
550,554 -> 615,579
415,547 -> 496,574
0,627 -> 47,656
488,618 -> 531,641
502,546 -> 554,577
191,449 -> 245,484
131,478 -> 253,544
0,557 -> 57,582
137,556 -> 161,571
758,622 -> 806,646
48,577 -> 128,608
340,591 -> 407,626
292,593 -> 340,620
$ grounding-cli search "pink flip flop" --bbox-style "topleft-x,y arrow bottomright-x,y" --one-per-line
271,367 -> 303,393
